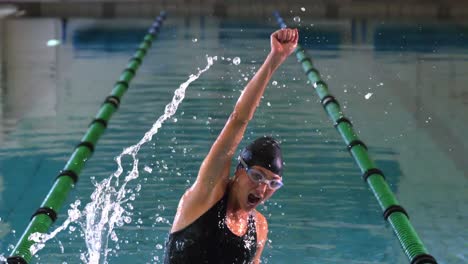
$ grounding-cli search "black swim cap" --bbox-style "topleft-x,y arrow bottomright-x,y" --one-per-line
239,136 -> 283,176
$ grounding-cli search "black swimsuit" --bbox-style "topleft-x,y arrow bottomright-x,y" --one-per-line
164,191 -> 257,264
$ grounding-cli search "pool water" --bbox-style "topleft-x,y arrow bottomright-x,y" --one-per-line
0,15 -> 467,264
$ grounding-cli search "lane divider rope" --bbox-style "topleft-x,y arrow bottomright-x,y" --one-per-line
4,11 -> 167,264
273,11 -> 437,264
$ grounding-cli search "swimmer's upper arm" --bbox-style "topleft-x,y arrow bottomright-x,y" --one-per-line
253,212 -> 268,264
192,45 -> 292,199
192,111 -> 249,197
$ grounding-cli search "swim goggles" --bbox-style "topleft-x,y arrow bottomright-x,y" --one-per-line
238,156 -> 283,190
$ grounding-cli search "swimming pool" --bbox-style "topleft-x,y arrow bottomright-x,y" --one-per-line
0,15 -> 467,263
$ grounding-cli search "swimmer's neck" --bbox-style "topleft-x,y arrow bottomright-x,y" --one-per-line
226,181 -> 252,220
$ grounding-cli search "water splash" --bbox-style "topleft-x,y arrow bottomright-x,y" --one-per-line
27,55 -> 216,263
29,200 -> 82,256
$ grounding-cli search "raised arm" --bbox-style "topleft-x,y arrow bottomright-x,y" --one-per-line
193,29 -> 299,197
171,29 -> 298,233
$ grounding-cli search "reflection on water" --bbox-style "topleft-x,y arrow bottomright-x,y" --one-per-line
0,16 -> 466,264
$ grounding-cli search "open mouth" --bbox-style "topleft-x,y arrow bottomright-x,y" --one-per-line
247,194 -> 261,206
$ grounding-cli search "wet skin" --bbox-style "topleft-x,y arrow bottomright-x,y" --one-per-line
169,28 -> 298,264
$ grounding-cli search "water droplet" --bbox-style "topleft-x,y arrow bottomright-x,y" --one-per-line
301,7 -> 306,12
110,231 -> 118,242
293,16 -> 301,23
267,102 -> 271,107
365,93 -> 373,99
144,166 -> 152,173
272,81 -> 278,86
192,38 -> 198,42
156,244 -> 163,250
233,57 -> 241,65
47,39 -> 60,47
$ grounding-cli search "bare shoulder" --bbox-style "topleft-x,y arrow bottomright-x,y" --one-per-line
254,210 -> 268,240
252,210 -> 268,263
255,210 -> 268,226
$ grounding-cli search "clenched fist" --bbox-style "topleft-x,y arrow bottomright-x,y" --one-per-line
270,28 -> 299,61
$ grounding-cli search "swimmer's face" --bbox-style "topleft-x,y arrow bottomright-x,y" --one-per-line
236,165 -> 282,210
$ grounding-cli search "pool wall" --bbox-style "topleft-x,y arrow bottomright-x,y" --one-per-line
2,0 -> 468,19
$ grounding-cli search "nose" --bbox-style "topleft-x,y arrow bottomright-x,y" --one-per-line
256,181 -> 268,192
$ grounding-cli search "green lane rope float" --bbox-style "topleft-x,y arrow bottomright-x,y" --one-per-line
4,11 -> 167,264
273,12 -> 437,264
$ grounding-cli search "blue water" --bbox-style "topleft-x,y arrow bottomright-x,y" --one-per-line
0,16 -> 467,263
